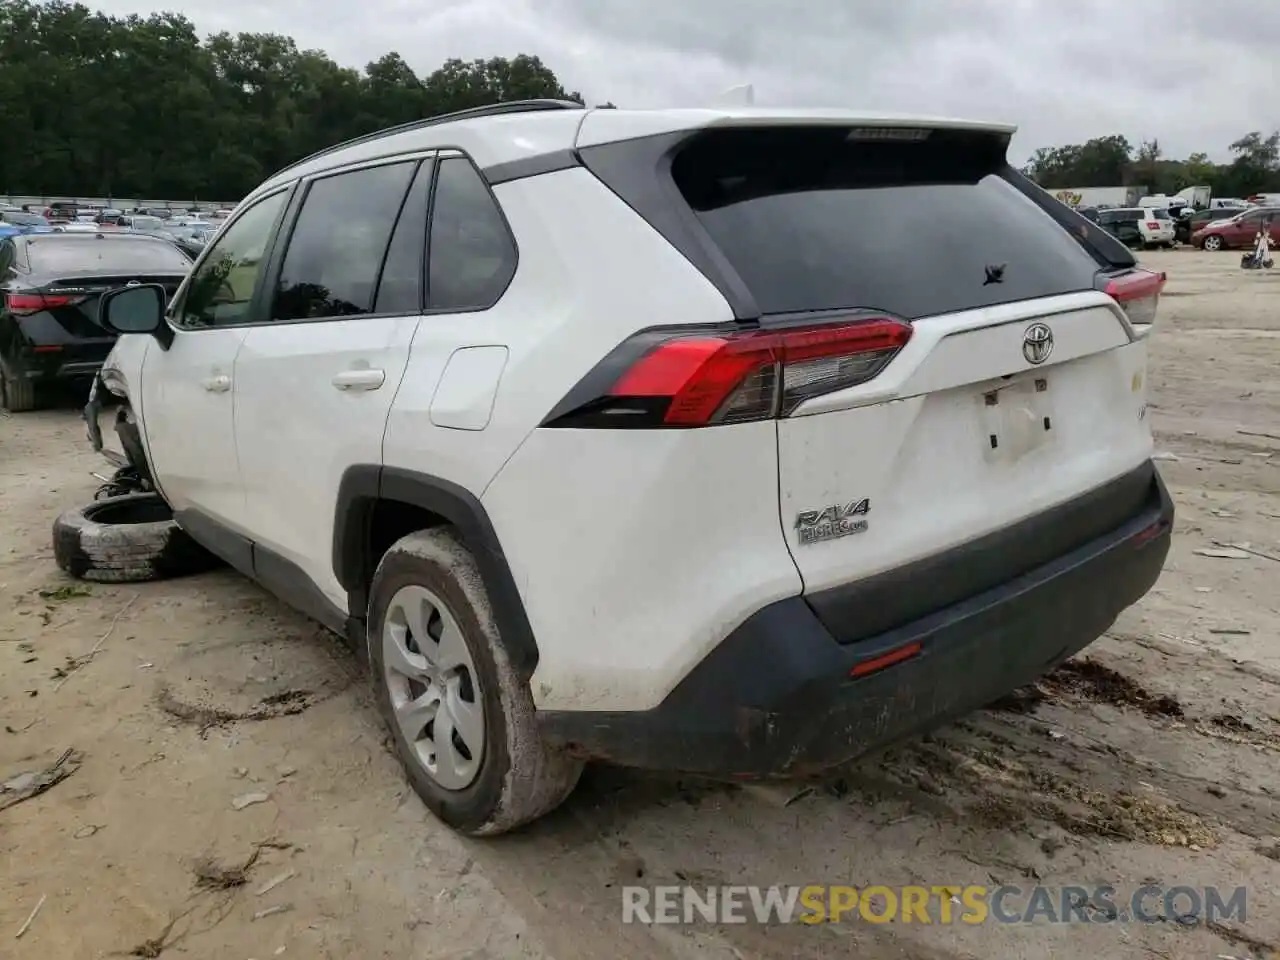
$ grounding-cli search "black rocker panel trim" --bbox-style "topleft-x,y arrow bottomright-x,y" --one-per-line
173,507 -> 349,639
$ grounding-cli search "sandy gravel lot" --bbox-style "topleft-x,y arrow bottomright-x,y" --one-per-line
1,249 -> 1277,960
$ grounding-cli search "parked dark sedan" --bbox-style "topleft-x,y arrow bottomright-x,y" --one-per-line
0,232 -> 191,411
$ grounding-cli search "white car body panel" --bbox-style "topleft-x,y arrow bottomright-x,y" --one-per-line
483,423 -> 803,712
137,328 -> 248,525
94,103 -> 1166,726
234,314 -> 420,607
779,336 -> 1150,594
384,167 -> 733,499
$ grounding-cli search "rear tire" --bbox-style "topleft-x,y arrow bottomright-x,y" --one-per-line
368,528 -> 583,836
52,493 -> 219,583
0,354 -> 39,413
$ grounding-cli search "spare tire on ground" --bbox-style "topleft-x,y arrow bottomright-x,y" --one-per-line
52,493 -> 220,583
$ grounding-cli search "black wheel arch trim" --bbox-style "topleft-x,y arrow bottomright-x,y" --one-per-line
333,465 -> 539,674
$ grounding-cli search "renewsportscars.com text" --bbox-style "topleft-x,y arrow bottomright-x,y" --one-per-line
621,884 -> 1247,925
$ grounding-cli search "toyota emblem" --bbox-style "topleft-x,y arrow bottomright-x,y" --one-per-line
1022,322 -> 1054,365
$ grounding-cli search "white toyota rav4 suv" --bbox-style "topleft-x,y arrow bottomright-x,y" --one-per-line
81,100 -> 1173,835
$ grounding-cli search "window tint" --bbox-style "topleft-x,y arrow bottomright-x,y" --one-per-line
178,190 -> 288,329
1150,209 -> 1171,221
27,237 -> 192,272
427,157 -> 516,311
273,162 -> 414,321
373,159 -> 432,314
671,127 -> 1105,319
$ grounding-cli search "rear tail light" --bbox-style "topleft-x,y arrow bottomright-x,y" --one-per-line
544,317 -> 913,429
5,292 -> 87,315
1101,268 -> 1165,331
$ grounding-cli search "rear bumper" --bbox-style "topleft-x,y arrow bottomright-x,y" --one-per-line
537,462 -> 1174,777
8,343 -> 112,383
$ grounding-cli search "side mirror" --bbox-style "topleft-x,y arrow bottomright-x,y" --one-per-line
99,284 -> 173,348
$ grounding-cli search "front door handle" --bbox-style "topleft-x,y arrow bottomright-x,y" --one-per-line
200,374 -> 231,393
332,369 -> 386,392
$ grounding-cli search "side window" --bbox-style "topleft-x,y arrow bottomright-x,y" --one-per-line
178,191 -> 289,329
373,159 -> 433,314
427,156 -> 517,312
0,239 -> 14,277
272,161 -> 415,321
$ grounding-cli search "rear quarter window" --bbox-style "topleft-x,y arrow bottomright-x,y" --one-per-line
669,127 -> 1111,320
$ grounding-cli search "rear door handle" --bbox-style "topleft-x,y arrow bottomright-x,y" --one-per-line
331,369 -> 385,391
201,374 -> 231,393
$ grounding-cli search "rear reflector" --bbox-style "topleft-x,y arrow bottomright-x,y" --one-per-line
1102,268 -> 1165,330
1130,517 -> 1170,548
850,641 -> 922,678
590,318 -> 913,427
5,292 -> 87,315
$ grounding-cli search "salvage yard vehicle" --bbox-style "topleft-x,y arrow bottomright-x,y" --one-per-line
1,232 -> 191,411
65,100 -> 1173,836
1097,207 -> 1174,248
1192,206 -> 1280,251
1174,206 -> 1245,245
0,210 -> 55,236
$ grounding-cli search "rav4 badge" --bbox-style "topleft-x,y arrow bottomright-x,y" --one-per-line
795,499 -> 870,545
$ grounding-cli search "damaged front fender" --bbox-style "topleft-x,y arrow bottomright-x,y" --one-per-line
83,353 -> 154,492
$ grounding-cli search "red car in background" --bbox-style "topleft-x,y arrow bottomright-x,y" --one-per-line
1192,207 -> 1280,251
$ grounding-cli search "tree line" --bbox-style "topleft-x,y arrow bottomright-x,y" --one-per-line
0,0 -> 589,200
1023,131 -> 1280,198
9,0 -> 1275,205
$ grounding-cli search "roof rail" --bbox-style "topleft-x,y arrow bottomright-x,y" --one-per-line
274,99 -> 586,178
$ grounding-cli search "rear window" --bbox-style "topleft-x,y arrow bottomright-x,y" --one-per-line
1150,209 -> 1171,220
670,127 -> 1108,319
27,237 -> 191,272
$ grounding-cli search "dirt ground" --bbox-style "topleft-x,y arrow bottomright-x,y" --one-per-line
1,248 -> 1277,960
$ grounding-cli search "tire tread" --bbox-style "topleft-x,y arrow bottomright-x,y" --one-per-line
52,493 -> 218,583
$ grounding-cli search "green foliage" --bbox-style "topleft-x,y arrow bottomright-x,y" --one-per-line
0,0 -> 583,199
1023,130 -> 1280,198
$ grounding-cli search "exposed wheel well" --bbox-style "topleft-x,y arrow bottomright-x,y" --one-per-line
366,498 -> 451,592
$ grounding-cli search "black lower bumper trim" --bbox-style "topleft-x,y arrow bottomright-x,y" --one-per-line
809,461 -> 1158,645
538,463 -> 1174,777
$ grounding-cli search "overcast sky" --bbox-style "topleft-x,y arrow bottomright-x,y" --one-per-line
95,0 -> 1277,163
